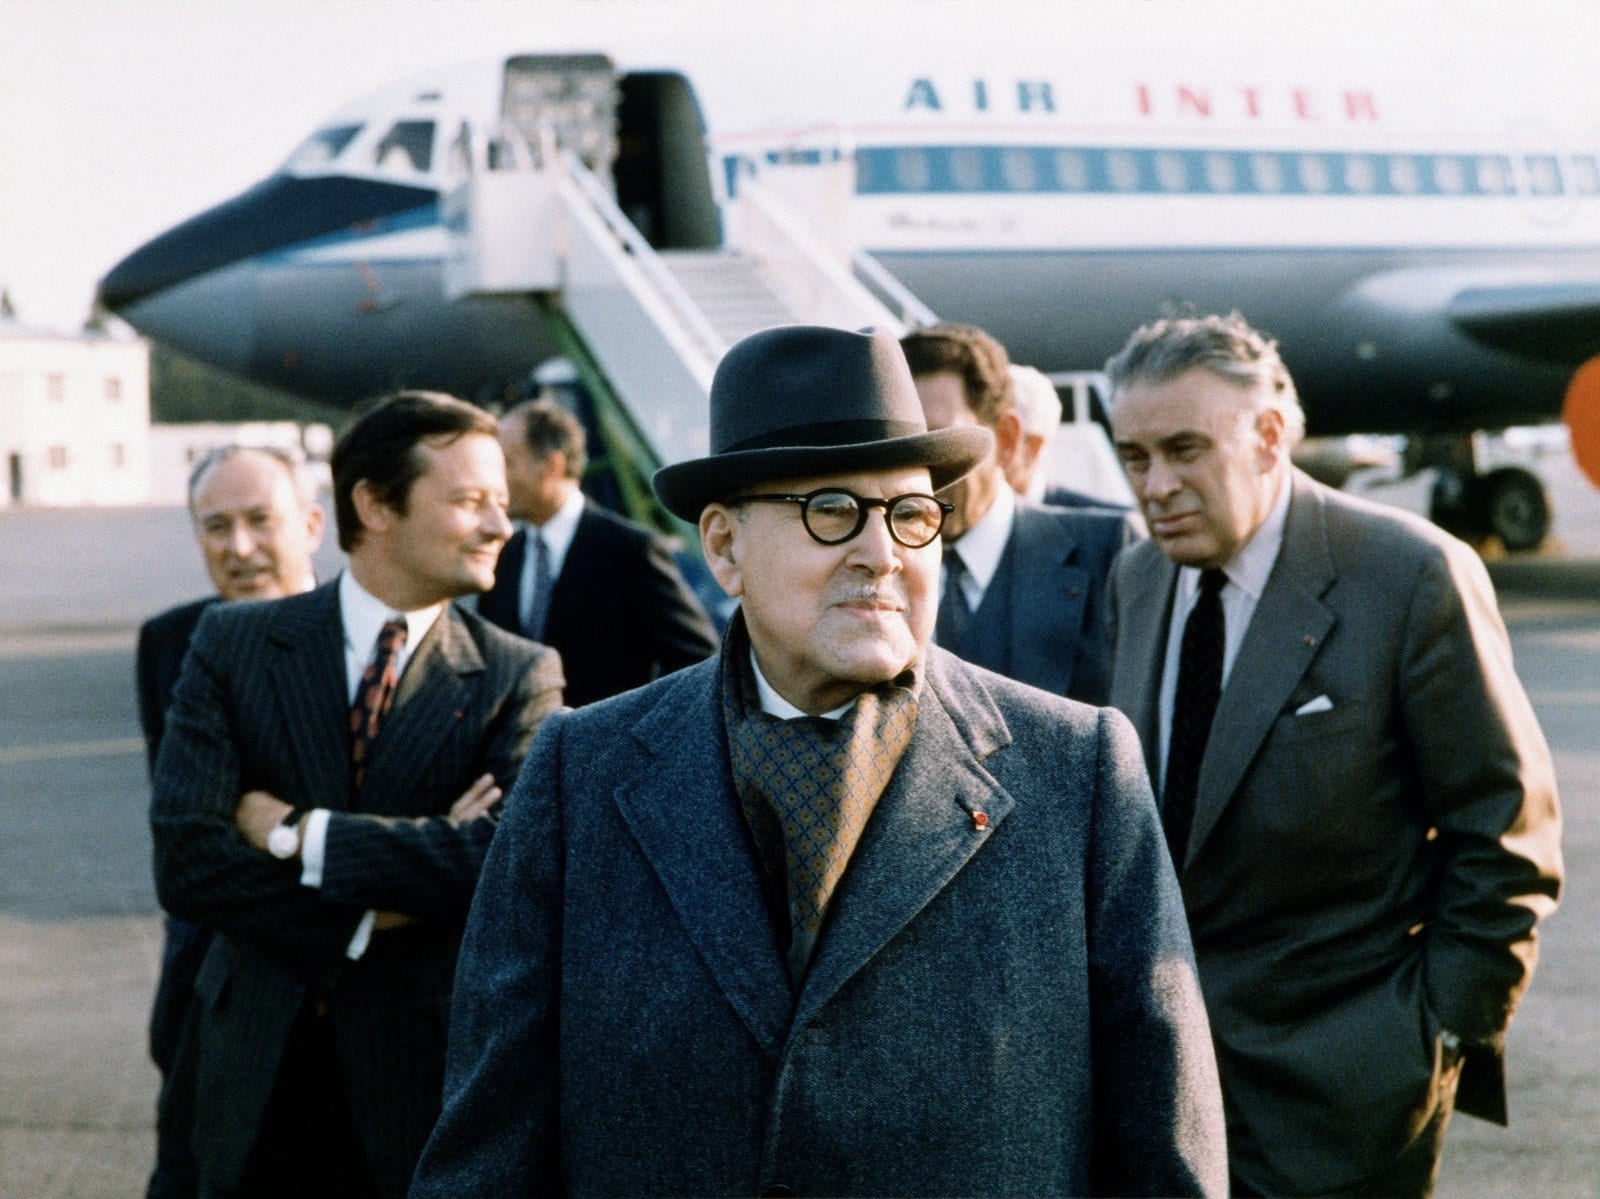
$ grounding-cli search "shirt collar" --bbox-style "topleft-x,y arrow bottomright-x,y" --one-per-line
339,569 -> 445,657
526,484 -> 586,568
749,648 -> 854,721
948,481 -> 1015,591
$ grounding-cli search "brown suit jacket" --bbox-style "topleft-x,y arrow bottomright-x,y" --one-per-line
1108,471 -> 1561,1195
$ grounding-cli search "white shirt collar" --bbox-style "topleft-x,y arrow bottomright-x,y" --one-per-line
524,484 -> 586,580
948,481 -> 1015,592
750,647 -> 854,721
339,569 -> 445,671
1177,469 -> 1291,604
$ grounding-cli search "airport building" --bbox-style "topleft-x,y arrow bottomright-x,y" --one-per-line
0,315 -> 152,506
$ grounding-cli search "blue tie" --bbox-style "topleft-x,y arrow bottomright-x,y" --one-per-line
936,546 -> 973,648
523,531 -> 552,641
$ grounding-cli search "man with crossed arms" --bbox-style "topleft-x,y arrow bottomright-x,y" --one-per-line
153,391 -> 563,1198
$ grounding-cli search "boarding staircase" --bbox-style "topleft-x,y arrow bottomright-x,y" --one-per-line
441,117 -> 937,532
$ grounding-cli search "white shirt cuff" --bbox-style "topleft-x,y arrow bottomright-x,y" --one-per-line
299,808 -> 330,888
346,910 -> 377,960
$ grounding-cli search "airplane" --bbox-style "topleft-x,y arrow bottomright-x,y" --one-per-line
96,4 -> 1600,550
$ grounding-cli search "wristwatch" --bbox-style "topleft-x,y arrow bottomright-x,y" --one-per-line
267,808 -> 305,860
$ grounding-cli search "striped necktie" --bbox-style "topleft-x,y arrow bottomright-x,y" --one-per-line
350,617 -> 408,793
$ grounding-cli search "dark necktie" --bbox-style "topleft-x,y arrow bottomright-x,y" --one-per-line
935,546 -> 973,648
523,531 -> 552,641
1163,568 -> 1227,865
350,617 -> 407,793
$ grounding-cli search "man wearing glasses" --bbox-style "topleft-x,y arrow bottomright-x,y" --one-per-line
411,325 -> 1226,1198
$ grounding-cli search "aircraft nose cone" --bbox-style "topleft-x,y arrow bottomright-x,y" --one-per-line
99,178 -> 283,314
99,174 -> 437,315
113,261 -> 260,378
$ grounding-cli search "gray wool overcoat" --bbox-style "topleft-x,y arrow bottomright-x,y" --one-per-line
410,644 -> 1227,1198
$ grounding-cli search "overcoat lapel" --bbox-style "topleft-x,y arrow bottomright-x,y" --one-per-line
790,650 -> 1014,1039
1185,477 -> 1337,868
614,663 -> 795,1061
356,608 -> 484,815
266,583 -> 352,810
1008,506 -> 1090,695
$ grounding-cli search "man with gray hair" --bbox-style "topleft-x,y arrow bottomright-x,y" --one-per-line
1006,363 -> 1136,512
138,444 -> 326,1197
1105,311 -> 1562,1197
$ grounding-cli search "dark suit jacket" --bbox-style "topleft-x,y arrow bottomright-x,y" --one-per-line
1042,482 -> 1134,512
942,500 -> 1136,705
150,581 -> 563,1199
479,500 -> 718,707
137,597 -> 216,776
137,596 -> 219,1077
1108,471 -> 1562,1195
411,646 -> 1228,1198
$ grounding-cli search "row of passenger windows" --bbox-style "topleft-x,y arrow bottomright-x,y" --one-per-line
853,146 -> 1600,198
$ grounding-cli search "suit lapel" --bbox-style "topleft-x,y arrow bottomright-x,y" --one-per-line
613,662 -> 795,1061
1007,505 -> 1089,695
357,606 -> 483,815
790,649 -> 1015,1039
266,583 -> 352,810
544,503 -> 596,636
1112,544 -> 1178,783
1186,477 -> 1337,868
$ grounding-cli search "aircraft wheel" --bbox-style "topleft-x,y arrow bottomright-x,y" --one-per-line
1476,466 -> 1551,552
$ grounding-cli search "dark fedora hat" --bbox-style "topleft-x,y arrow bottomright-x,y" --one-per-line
652,325 -> 992,522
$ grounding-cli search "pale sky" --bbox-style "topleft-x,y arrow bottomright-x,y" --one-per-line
0,1 -> 625,332
1,1 -> 1596,334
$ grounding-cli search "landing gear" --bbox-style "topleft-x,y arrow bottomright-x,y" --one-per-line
1415,434 -> 1552,552
1474,466 -> 1551,552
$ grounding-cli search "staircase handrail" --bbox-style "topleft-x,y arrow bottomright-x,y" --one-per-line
851,252 -> 940,330
560,150 -> 726,362
733,174 -> 905,333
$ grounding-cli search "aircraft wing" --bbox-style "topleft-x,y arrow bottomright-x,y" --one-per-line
1450,282 -> 1600,366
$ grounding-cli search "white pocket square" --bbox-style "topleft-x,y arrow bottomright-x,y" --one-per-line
1295,695 -> 1334,716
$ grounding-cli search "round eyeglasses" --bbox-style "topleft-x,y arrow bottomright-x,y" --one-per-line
728,488 -> 953,549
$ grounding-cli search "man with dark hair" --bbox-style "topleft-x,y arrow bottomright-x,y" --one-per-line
411,326 -> 1225,1198
901,323 -> 1135,705
1106,313 -> 1562,1197
139,444 -> 324,1199
152,390 -> 564,1198
478,398 -> 717,707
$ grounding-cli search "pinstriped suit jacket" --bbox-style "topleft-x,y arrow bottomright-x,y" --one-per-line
151,580 -> 563,1198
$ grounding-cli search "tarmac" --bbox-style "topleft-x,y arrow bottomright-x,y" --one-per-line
1,472 -> 1598,1196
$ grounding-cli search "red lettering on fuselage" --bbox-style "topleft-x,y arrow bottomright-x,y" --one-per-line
1132,83 -> 1380,123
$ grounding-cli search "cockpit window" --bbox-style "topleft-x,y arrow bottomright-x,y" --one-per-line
373,120 -> 436,174
284,123 -> 363,173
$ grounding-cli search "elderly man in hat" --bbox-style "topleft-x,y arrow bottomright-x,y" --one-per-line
410,326 -> 1226,1198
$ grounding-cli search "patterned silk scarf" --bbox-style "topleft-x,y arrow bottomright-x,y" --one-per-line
720,613 -> 920,983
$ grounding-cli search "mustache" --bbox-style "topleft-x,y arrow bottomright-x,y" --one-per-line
833,584 -> 905,606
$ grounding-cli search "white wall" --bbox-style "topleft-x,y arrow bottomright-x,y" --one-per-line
146,421 -> 320,506
0,332 -> 151,506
